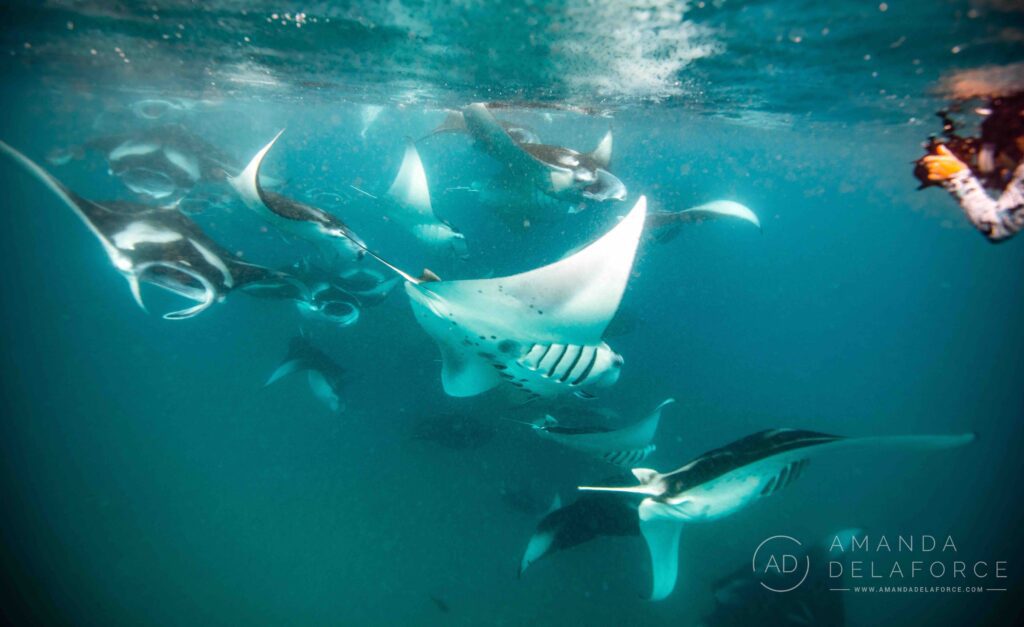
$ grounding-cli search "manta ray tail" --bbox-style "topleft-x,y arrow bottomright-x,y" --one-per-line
423,111 -> 467,140
847,432 -> 977,451
579,468 -> 664,495
127,275 -> 148,313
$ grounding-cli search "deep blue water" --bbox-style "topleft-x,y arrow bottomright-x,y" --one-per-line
1,2 -> 1023,626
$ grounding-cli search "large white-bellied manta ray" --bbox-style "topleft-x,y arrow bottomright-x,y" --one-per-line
531,398 -> 676,465
400,195 -> 647,400
361,195 -> 647,400
0,140 -> 302,319
580,428 -> 976,600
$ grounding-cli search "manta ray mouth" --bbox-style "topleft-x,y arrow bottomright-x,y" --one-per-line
317,300 -> 360,326
582,169 -> 627,201
120,167 -> 179,200
135,261 -> 219,319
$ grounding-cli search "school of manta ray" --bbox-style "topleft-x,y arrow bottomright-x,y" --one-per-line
1,101 -> 976,604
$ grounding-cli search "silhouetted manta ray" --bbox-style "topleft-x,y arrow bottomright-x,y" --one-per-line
230,130 -> 367,261
646,201 -> 761,243
580,428 -> 975,600
530,398 -> 676,465
234,131 -> 465,257
461,102 -> 626,204
0,140 -> 300,319
519,492 -> 640,577
265,335 -> 346,413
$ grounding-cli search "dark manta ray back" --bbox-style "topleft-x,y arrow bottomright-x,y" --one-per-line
0,140 -> 300,319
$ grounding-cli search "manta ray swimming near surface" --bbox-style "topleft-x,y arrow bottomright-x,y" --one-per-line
579,428 -> 976,600
85,124 -> 245,205
265,335 -> 346,413
427,108 -> 542,146
646,200 -> 762,243
527,398 -> 676,466
230,130 -> 368,262
460,102 -> 626,206
364,195 -> 647,400
0,140 -> 301,319
234,131 -> 465,258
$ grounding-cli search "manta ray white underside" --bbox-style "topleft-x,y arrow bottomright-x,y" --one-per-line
406,195 -> 647,398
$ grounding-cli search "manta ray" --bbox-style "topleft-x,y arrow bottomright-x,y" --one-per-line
461,103 -> 626,205
265,335 -> 346,413
336,267 -> 400,306
374,195 -> 647,400
427,109 -> 542,145
293,282 -> 361,327
376,139 -> 467,256
230,130 -> 367,261
646,201 -> 762,243
86,124 -> 242,205
519,491 -> 640,577
579,428 -> 976,600
0,140 -> 300,319
530,398 -> 676,465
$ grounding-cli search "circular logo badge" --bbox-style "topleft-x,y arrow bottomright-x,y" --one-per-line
752,535 -> 811,592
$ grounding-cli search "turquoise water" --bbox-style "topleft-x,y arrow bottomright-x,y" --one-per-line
1,2 -> 1023,626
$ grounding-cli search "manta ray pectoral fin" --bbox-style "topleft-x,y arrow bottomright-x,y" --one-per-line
162,299 -> 215,320
421,196 -> 647,345
679,201 -> 761,231
425,111 -> 467,139
589,130 -> 613,168
436,337 -> 502,397
265,358 -> 306,387
229,129 -> 285,208
548,167 -> 575,193
638,500 -> 685,601
463,103 -> 547,177
126,275 -> 148,313
386,139 -> 433,215
519,528 -> 556,578
606,399 -> 677,450
0,140 -> 104,238
545,493 -> 562,516
307,369 -> 342,413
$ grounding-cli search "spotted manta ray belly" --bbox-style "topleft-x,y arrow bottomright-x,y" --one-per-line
512,342 -> 621,398
479,341 -> 623,400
